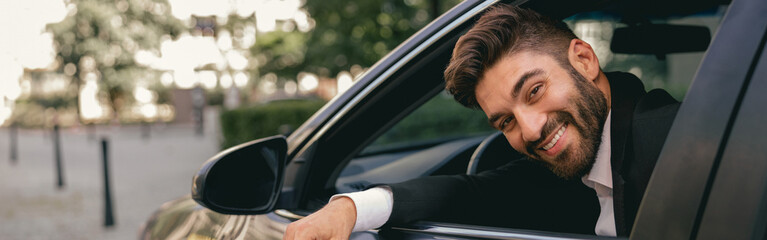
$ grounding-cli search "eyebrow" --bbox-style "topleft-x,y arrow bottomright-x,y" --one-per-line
512,69 -> 545,98
486,69 -> 545,128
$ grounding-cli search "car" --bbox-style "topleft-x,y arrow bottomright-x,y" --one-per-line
140,0 -> 767,239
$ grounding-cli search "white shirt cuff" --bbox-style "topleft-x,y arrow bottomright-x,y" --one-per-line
330,186 -> 393,232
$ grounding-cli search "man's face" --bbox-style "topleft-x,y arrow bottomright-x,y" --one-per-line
475,51 -> 608,179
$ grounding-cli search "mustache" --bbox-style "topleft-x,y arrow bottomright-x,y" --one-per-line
525,111 -> 577,158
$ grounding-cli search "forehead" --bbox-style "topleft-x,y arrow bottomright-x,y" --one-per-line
483,51 -> 560,81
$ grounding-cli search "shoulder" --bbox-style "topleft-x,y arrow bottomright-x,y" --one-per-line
634,88 -> 681,121
604,71 -> 680,121
630,88 -> 679,162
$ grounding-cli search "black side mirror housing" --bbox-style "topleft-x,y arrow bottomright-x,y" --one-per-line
611,24 -> 711,55
192,135 -> 287,215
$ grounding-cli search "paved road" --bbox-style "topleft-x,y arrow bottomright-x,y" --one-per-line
0,109 -> 222,240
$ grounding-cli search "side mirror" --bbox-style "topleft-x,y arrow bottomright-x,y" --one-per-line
192,135 -> 287,215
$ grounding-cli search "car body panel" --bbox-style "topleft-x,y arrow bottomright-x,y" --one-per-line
140,196 -> 284,240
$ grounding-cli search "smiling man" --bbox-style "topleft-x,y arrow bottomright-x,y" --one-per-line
285,4 -> 680,239
475,50 -> 609,180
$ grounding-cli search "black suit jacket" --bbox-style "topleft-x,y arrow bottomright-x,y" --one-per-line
384,72 -> 680,236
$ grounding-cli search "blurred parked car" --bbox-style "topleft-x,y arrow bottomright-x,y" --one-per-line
140,0 -> 767,239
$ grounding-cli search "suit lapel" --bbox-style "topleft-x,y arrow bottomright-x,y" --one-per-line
605,72 -> 646,236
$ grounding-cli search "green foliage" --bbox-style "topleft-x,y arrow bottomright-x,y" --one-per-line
250,30 -> 309,80
252,0 -> 462,80
219,99 -> 327,149
300,0 -> 430,76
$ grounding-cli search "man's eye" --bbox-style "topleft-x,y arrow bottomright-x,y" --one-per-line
529,86 -> 541,99
500,117 -> 514,129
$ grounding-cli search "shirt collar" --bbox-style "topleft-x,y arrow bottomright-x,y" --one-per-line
582,111 -> 613,189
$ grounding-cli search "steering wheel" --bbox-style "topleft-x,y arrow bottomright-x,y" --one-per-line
466,132 -> 525,174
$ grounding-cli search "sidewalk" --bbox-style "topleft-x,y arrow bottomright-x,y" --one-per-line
0,109 -> 222,240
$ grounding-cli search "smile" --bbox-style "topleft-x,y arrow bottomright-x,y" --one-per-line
541,124 -> 567,151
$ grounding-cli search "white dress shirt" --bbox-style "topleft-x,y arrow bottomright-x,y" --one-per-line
334,112 -> 615,236
331,186 -> 393,232
581,111 -> 615,236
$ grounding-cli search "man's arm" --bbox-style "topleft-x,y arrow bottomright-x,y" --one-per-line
283,160 -> 528,240
283,187 -> 393,239
385,158 -> 600,234
283,159 -> 536,239
284,158 -> 596,238
283,197 -> 357,240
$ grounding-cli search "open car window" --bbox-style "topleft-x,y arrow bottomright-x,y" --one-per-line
334,5 -> 728,193
327,4 -> 731,237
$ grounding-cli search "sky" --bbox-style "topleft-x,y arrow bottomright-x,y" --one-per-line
0,0 -> 68,123
0,0 -> 67,85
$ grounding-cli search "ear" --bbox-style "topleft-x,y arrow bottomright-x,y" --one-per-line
567,39 -> 601,82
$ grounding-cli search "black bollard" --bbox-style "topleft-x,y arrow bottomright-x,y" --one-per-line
101,138 -> 115,227
53,125 -> 65,188
10,123 -> 17,164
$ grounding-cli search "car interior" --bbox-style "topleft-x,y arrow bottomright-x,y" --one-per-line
291,0 -> 731,235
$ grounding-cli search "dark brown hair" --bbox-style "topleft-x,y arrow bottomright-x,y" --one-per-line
444,4 -> 577,109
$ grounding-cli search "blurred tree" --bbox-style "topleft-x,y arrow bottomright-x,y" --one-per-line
215,14 -> 265,92
252,0 -> 462,80
46,0 -> 185,122
250,28 -> 308,80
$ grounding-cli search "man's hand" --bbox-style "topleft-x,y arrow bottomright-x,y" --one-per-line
283,197 -> 357,240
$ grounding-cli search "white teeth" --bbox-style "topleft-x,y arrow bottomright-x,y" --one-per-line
542,125 -> 566,151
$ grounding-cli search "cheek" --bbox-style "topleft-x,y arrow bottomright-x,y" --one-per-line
543,86 -> 573,110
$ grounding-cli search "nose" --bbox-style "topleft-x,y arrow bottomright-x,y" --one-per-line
516,109 -> 546,143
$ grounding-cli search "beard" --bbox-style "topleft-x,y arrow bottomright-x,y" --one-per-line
525,67 -> 609,180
